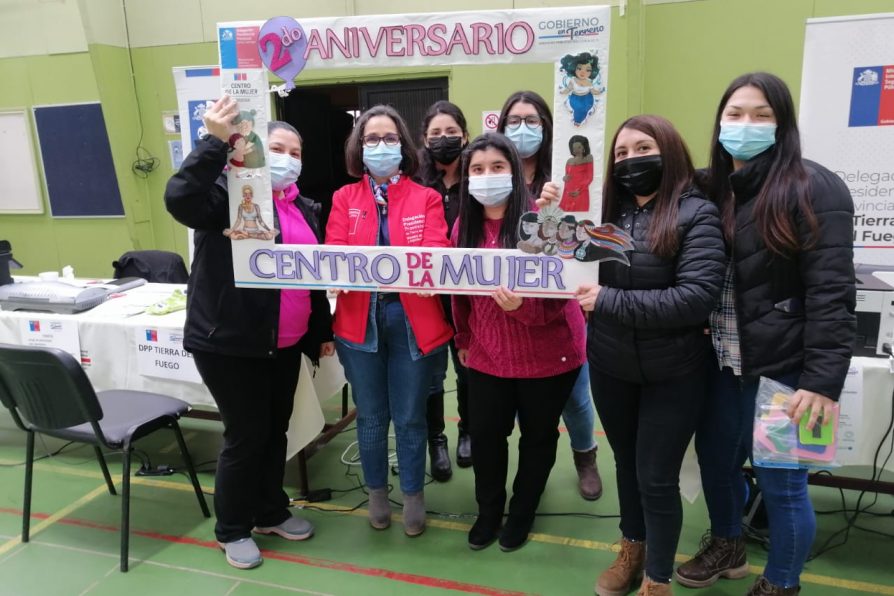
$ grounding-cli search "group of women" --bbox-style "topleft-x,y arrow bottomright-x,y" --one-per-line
165,71 -> 856,596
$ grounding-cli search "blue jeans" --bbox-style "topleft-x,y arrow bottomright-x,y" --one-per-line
335,298 -> 447,494
562,362 -> 597,452
695,366 -> 815,588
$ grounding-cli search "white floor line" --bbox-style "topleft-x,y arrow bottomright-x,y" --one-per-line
77,579 -> 102,596
0,544 -> 26,567
28,540 -> 335,596
76,563 -> 123,595
223,581 -> 242,596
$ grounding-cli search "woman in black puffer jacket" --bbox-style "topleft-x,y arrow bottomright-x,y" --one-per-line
675,72 -> 855,596
165,96 -> 334,570
575,114 -> 725,596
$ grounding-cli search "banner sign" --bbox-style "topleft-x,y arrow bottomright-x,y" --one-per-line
173,66 -> 221,157
216,7 -> 611,291
218,9 -> 608,70
238,245 -> 598,298
800,14 -> 894,266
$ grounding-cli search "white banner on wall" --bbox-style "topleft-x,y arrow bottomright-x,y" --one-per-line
800,13 -> 894,266
173,66 -> 222,158
215,7 -> 611,290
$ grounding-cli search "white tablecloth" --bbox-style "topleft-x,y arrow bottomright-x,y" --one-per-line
0,282 -> 346,459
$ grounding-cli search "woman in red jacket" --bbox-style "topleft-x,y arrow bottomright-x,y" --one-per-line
326,105 -> 452,537
453,132 -> 586,552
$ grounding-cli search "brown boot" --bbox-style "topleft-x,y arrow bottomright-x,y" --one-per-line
747,576 -> 801,595
595,538 -> 645,596
637,576 -> 673,595
674,533 -> 748,588
573,447 -> 603,500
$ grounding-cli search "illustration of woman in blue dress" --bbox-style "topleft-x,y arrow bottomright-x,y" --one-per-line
558,52 -> 605,127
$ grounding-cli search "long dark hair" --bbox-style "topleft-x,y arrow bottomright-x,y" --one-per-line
603,115 -> 695,259
344,104 -> 418,178
703,72 -> 817,254
496,91 -> 553,197
416,100 -> 469,187
456,133 -> 530,250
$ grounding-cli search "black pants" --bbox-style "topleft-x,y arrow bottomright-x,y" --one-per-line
192,344 -> 302,543
427,339 -> 469,437
590,362 -> 707,583
467,367 -> 580,521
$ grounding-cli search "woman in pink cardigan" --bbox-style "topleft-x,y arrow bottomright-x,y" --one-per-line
452,133 -> 586,552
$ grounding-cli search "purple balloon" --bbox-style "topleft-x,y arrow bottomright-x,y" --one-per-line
258,16 -> 308,90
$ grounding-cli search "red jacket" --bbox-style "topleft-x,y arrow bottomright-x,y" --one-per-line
325,175 -> 453,354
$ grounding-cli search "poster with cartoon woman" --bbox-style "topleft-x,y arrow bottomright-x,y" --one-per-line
560,135 -> 594,212
228,109 -> 266,175
558,52 -> 604,128
224,183 -> 278,240
552,48 -> 607,223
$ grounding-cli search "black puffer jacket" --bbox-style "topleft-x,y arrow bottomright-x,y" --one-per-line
727,152 -> 855,399
164,136 -> 333,363
588,188 -> 726,384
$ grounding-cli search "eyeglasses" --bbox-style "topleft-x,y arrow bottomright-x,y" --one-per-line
363,133 -> 401,147
505,115 -> 542,129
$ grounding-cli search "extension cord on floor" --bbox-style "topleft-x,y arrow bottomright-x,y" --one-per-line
135,464 -> 175,477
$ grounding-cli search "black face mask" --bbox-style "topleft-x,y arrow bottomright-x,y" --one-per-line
613,155 -> 663,197
427,135 -> 464,165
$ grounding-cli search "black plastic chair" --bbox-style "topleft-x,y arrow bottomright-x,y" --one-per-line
0,343 -> 210,572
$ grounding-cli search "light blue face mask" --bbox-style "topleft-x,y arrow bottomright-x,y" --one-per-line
718,123 -> 777,161
468,174 -> 513,206
362,143 -> 403,178
269,151 -> 302,191
504,123 -> 543,158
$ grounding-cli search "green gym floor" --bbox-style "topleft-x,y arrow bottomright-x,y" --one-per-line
0,382 -> 892,596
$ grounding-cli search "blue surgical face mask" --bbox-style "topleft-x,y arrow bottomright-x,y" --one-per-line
718,123 -> 777,161
362,143 -> 403,178
504,123 -> 543,158
468,173 -> 513,206
269,151 -> 302,191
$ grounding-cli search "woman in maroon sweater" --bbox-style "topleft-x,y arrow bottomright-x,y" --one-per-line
452,133 -> 586,552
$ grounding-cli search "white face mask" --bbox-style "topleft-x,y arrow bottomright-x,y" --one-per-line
468,173 -> 513,207
269,151 -> 302,191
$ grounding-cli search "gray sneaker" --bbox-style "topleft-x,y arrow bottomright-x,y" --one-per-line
254,514 -> 315,541
218,537 -> 262,569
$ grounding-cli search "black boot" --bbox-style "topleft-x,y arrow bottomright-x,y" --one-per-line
498,513 -> 533,552
468,513 -> 502,550
456,430 -> 473,468
429,433 -> 452,482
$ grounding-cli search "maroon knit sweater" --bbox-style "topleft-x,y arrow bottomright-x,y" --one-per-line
452,218 -> 587,379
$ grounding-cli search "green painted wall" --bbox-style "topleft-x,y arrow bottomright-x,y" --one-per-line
0,46 -> 149,277
641,0 -> 894,166
3,0 -> 892,275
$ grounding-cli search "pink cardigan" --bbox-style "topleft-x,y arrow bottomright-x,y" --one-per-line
451,218 -> 587,379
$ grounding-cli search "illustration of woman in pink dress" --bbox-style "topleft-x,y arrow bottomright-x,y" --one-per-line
560,135 -> 594,213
